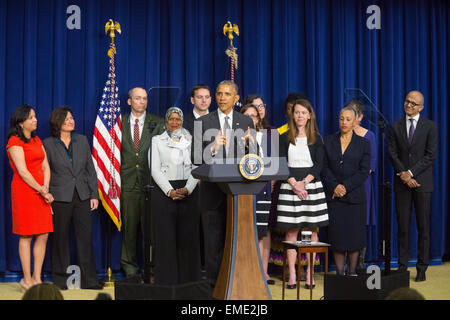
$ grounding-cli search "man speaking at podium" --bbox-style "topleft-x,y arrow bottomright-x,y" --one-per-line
192,80 -> 254,287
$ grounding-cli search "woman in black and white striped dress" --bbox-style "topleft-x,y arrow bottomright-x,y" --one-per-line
277,99 -> 329,289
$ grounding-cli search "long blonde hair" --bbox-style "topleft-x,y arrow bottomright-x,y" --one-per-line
287,99 -> 319,146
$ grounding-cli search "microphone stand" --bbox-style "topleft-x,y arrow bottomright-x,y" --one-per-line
379,120 -> 392,275
143,121 -> 157,283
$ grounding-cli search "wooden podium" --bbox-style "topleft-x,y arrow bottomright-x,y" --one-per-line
192,157 -> 289,300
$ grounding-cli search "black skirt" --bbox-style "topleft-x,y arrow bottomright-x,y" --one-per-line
327,201 -> 366,251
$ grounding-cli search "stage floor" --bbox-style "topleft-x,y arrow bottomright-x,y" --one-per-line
1,262 -> 449,300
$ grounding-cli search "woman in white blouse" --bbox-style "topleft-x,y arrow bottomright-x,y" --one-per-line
277,99 -> 329,289
150,107 -> 201,285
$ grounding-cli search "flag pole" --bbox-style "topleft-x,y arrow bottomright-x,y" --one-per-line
99,19 -> 122,289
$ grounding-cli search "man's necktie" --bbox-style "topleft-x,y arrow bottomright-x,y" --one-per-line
408,118 -> 415,144
134,119 -> 140,150
223,116 -> 231,156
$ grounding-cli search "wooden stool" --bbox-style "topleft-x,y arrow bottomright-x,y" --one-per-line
282,241 -> 330,300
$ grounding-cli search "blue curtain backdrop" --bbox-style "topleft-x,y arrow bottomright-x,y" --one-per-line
0,0 -> 449,274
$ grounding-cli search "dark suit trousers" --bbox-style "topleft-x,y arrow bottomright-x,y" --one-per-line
51,190 -> 98,289
121,189 -> 147,277
201,197 -> 227,286
151,181 -> 201,285
394,188 -> 431,272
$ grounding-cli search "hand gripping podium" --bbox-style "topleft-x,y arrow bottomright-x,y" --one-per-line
192,157 -> 289,300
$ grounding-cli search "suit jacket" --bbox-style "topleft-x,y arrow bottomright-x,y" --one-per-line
191,110 -> 254,210
322,132 -> 371,204
43,133 -> 99,202
183,112 -> 196,136
121,112 -> 165,192
388,116 -> 438,193
279,132 -> 324,181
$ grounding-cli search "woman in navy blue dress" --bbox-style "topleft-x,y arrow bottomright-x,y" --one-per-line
346,100 -> 377,270
322,106 -> 371,276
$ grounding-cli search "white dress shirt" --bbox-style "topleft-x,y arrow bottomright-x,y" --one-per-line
193,110 -> 208,119
406,113 -> 420,139
130,112 -> 146,140
217,108 -> 233,132
150,131 -> 198,197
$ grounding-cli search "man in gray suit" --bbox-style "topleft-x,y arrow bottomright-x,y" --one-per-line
192,80 -> 254,286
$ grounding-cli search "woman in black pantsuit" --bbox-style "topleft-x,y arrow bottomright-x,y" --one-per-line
150,107 -> 201,285
43,107 -> 101,289
322,106 -> 371,276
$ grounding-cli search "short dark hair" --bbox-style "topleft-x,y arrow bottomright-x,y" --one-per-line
8,104 -> 37,143
49,106 -> 73,137
191,84 -> 211,98
244,94 -> 262,105
284,93 -> 308,108
216,80 -> 238,95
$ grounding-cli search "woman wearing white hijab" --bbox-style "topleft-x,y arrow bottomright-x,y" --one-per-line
150,107 -> 201,285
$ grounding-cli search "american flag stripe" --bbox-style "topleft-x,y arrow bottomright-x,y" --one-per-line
92,43 -> 122,231
93,125 -> 121,173
91,146 -> 121,190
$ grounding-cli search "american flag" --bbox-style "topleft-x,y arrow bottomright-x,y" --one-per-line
92,44 -> 122,231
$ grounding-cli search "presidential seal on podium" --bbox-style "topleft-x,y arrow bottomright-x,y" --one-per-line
238,153 -> 264,180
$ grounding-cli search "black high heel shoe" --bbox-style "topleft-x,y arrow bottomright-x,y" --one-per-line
286,283 -> 297,289
305,283 -> 315,289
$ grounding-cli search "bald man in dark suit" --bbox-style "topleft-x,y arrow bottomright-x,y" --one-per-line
388,91 -> 438,282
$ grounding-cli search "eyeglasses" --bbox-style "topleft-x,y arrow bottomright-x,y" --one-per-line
168,117 -> 182,122
254,103 -> 266,110
404,99 -> 421,108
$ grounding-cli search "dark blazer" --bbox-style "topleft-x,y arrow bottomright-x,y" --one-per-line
192,109 -> 254,210
322,132 -> 371,204
279,132 -> 324,180
388,116 -> 438,193
43,133 -> 99,202
183,112 -> 196,136
121,112 -> 165,192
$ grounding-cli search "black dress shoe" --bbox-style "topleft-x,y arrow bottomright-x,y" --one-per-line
415,271 -> 426,282
286,283 -> 297,289
305,284 -> 315,289
266,279 -> 275,285
397,265 -> 408,273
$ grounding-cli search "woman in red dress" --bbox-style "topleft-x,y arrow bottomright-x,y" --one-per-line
6,105 -> 54,290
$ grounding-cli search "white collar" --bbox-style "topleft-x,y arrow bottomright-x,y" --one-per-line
217,108 -> 233,122
130,112 -> 146,124
406,113 -> 420,122
193,110 -> 208,119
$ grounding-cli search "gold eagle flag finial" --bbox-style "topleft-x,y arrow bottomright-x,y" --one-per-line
223,21 -> 239,48
105,19 -> 121,59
